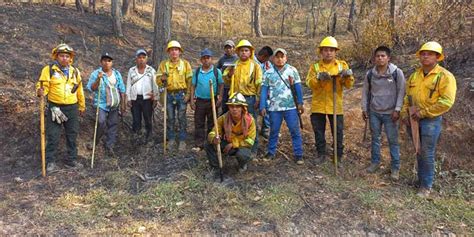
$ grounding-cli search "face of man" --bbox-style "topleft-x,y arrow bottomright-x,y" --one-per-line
136,54 -> 147,67
374,51 -> 390,67
101,58 -> 113,71
57,53 -> 71,67
419,51 -> 439,67
238,47 -> 251,61
229,105 -> 243,119
257,54 -> 270,63
224,45 -> 234,56
200,55 -> 212,68
320,47 -> 336,62
168,47 -> 181,60
272,52 -> 287,68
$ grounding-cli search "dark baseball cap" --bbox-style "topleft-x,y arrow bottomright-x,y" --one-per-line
101,52 -> 113,60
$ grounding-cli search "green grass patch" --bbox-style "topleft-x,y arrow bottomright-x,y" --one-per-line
259,184 -> 303,220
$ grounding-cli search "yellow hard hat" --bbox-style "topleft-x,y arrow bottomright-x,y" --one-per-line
167,40 -> 183,52
51,43 -> 75,60
318,36 -> 339,51
226,92 -> 248,107
235,39 -> 254,51
416,41 -> 444,61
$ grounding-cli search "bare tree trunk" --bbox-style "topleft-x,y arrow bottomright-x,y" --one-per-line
280,7 -> 286,36
347,0 -> 356,31
89,0 -> 96,14
219,10 -> 223,36
151,0 -> 155,22
390,0 -> 395,28
122,0 -> 132,16
132,0 -> 136,12
254,0 -> 263,37
112,0 -> 124,38
311,1 -> 319,38
152,0 -> 173,67
305,15 -> 310,36
75,0 -> 84,13
331,11 -> 337,36
327,0 -> 338,35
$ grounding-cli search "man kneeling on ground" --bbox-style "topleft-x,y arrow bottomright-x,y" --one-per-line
205,93 -> 256,176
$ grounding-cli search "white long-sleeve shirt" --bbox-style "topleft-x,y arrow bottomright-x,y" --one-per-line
126,65 -> 159,101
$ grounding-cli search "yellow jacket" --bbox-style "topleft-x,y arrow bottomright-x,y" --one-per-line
306,59 -> 354,114
35,64 -> 85,112
401,64 -> 456,119
223,58 -> 262,98
208,113 -> 256,149
156,59 -> 193,95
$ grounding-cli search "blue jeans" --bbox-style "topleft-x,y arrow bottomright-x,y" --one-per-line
409,116 -> 442,189
369,111 -> 400,170
244,95 -> 258,153
268,109 -> 303,159
167,91 -> 187,141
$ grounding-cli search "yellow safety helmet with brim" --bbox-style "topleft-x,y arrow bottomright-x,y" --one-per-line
416,41 -> 444,61
318,36 -> 339,53
226,92 -> 248,107
51,43 -> 75,60
167,40 -> 183,52
235,39 -> 254,51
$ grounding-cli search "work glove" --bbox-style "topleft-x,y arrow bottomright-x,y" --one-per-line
340,69 -> 353,78
51,106 -> 68,124
317,71 -> 331,81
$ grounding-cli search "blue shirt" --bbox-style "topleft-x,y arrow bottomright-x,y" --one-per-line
192,66 -> 223,99
260,64 -> 303,111
87,68 -> 126,111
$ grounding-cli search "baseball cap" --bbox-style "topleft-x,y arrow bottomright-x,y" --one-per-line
200,48 -> 213,57
101,52 -> 113,60
135,49 -> 147,57
273,48 -> 287,56
224,40 -> 235,47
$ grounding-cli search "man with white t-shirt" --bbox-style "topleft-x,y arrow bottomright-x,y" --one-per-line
126,49 -> 159,144
87,53 -> 126,158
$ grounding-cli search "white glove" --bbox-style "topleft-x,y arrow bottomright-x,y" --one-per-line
340,69 -> 353,78
51,106 -> 68,124
317,72 -> 331,81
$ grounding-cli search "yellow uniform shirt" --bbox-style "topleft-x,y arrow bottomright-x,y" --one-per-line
401,64 -> 456,119
35,64 -> 85,112
156,59 -> 193,96
208,113 -> 256,149
223,59 -> 262,98
306,59 -> 354,114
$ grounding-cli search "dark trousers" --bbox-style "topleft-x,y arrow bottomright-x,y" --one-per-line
97,108 -> 119,149
205,141 -> 252,169
131,95 -> 153,137
221,87 -> 230,115
194,98 -> 214,147
46,103 -> 79,163
310,113 -> 344,158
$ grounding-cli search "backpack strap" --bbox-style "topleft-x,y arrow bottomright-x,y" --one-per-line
429,72 -> 443,98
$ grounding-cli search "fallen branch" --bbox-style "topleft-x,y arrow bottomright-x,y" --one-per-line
299,194 -> 319,216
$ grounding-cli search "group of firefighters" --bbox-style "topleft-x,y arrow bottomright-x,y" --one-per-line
36,36 -> 456,198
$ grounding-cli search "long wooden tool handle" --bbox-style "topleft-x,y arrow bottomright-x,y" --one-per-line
40,82 -> 46,177
91,78 -> 101,169
163,86 -> 167,156
210,80 -> 223,182
333,76 -> 338,176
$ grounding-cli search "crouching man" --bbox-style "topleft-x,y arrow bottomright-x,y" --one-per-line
205,93 -> 256,177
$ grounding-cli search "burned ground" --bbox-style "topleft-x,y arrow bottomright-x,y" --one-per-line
0,3 -> 472,235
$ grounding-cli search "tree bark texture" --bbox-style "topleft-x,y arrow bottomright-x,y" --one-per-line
152,0 -> 173,67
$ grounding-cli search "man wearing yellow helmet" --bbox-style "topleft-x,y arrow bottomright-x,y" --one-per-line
306,36 -> 354,166
156,40 -> 193,152
36,43 -> 86,172
400,41 -> 457,198
205,92 -> 257,177
223,39 -> 263,156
